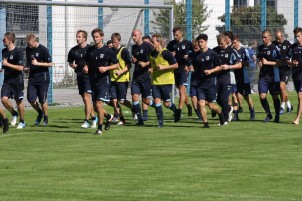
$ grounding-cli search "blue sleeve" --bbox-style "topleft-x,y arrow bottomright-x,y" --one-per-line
272,48 -> 281,61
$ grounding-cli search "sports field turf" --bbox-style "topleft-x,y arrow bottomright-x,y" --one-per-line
0,93 -> 302,201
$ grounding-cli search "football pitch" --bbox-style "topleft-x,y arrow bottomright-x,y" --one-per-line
0,93 -> 302,201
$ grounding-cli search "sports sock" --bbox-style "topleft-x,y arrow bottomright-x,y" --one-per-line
194,108 -> 202,119
149,99 -> 156,108
260,98 -> 271,115
143,110 -> 148,119
273,98 -> 281,115
286,100 -> 291,108
97,124 -> 103,131
132,101 -> 142,121
281,102 -> 285,109
167,102 -> 176,112
155,104 -> 163,125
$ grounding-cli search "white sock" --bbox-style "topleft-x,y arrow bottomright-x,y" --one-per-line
281,102 -> 285,109
286,101 -> 291,108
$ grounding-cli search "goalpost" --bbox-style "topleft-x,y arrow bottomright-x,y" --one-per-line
0,0 -> 174,105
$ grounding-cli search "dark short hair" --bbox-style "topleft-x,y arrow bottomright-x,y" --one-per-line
294,27 -> 302,35
173,27 -> 182,34
91,28 -> 104,37
223,31 -> 234,40
196,34 -> 208,41
232,35 -> 240,42
106,40 -> 112,45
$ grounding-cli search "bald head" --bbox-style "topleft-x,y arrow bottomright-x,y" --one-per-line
132,29 -> 143,44
275,30 -> 284,44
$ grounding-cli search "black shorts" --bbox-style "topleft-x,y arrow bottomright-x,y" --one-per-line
131,79 -> 152,98
236,82 -> 251,96
27,80 -> 50,104
197,81 -> 217,103
294,79 -> 302,93
174,70 -> 188,86
1,81 -> 24,100
279,68 -> 291,84
152,84 -> 172,102
90,77 -> 111,102
77,74 -> 92,95
110,82 -> 128,100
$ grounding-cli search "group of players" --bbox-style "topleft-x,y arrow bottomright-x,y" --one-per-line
1,33 -> 53,133
2,26 -> 302,134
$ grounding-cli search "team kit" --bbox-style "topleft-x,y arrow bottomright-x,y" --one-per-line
1,27 -> 302,134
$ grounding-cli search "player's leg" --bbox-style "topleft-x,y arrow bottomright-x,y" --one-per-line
258,78 -> 272,122
292,80 -> 302,124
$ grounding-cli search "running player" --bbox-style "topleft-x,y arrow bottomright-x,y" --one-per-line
110,32 -> 133,125
68,30 -> 97,128
232,35 -> 255,120
257,29 -> 282,123
1,32 -> 23,130
167,27 -> 193,122
83,28 -> 118,135
193,34 -> 226,127
214,34 -> 242,122
131,29 -> 155,126
149,34 -> 178,127
273,30 -> 293,114
286,27 -> 302,124
186,40 -> 202,120
26,33 -> 53,126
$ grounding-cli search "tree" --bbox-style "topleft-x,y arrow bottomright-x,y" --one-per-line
151,0 -> 211,39
216,6 -> 287,44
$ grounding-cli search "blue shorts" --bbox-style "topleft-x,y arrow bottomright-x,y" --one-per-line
197,82 -> 217,103
294,80 -> 302,93
131,79 -> 152,98
258,77 -> 280,95
231,84 -> 238,93
110,82 -> 128,100
174,70 -> 188,86
27,80 -> 49,104
190,84 -> 198,97
1,81 -> 24,100
90,77 -> 111,102
236,82 -> 251,96
152,84 -> 172,102
77,74 -> 92,95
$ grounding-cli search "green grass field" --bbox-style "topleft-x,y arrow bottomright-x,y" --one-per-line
0,93 -> 302,201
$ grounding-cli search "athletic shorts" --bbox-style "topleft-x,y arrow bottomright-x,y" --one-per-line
190,84 -> 198,97
27,80 -> 50,104
196,82 -> 217,103
152,84 -> 172,102
231,84 -> 238,93
174,70 -> 188,86
77,74 -> 92,95
258,77 -> 280,95
131,79 -> 152,98
1,81 -> 24,100
236,82 -> 251,96
90,77 -> 111,102
293,79 -> 302,93
279,68 -> 291,84
110,82 -> 128,100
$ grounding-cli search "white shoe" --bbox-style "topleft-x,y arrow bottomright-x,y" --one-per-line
17,122 -> 25,129
91,117 -> 98,128
11,115 -> 18,126
81,121 -> 90,128
133,114 -> 138,121
95,129 -> 102,135
218,122 -> 228,126
117,121 -> 125,126
228,106 -> 233,122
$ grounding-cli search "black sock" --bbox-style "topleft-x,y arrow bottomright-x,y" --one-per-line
167,102 -> 176,112
105,113 -> 111,120
84,119 -> 89,123
143,110 -> 148,118
194,108 -> 202,119
273,98 -> 281,115
91,116 -> 96,121
155,105 -> 163,125
97,124 -> 103,131
20,119 -> 24,123
120,116 -> 125,122
12,111 -> 18,116
133,103 -> 142,121
44,115 -> 48,121
260,98 -> 271,116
